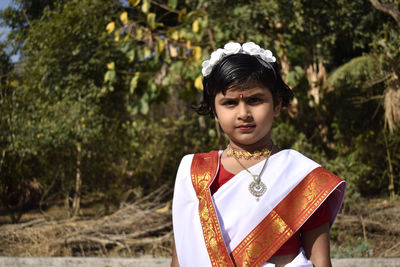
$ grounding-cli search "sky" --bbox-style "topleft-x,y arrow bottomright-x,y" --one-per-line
0,0 -> 19,61
0,0 -> 13,40
0,0 -> 12,9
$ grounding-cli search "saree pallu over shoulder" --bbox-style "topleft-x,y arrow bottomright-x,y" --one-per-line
173,150 -> 346,267
190,151 -> 235,266
230,167 -> 345,266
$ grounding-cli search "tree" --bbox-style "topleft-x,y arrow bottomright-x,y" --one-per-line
0,0 -> 132,218
0,0 -> 65,56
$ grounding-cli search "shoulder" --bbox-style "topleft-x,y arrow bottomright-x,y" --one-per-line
278,148 -> 312,159
175,154 -> 194,176
179,150 -> 220,165
267,149 -> 321,182
179,154 -> 195,165
274,149 -> 320,167
176,151 -> 220,177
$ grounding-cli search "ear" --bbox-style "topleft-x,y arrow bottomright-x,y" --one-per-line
273,98 -> 282,117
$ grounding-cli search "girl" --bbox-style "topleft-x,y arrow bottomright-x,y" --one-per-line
171,42 -> 346,267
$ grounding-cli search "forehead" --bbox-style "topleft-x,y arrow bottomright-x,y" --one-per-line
221,86 -> 271,97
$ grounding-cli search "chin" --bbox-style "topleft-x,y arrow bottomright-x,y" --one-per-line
232,140 -> 259,147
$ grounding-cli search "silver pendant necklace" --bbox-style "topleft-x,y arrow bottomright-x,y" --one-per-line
233,151 -> 270,201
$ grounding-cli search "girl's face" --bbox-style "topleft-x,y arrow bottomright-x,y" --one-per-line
214,86 -> 281,150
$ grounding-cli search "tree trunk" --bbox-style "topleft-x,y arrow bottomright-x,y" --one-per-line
72,142 -> 82,217
305,62 -> 327,106
383,131 -> 395,200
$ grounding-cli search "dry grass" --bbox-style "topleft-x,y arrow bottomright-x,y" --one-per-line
0,185 -> 173,257
331,198 -> 400,257
1,187 -> 399,258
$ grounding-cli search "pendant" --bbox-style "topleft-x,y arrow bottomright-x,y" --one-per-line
248,181 -> 267,201
253,174 -> 261,183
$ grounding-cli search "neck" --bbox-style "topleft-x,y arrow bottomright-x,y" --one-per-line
227,140 -> 274,161
229,138 -> 274,153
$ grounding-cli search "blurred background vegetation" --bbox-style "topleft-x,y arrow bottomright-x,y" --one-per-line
0,0 -> 399,223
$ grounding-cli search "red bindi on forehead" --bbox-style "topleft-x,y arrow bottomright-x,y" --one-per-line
222,86 -> 271,99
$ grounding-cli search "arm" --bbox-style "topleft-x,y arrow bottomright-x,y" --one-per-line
302,222 -> 331,267
171,241 -> 179,267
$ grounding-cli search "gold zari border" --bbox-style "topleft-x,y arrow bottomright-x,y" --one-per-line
191,151 -> 234,267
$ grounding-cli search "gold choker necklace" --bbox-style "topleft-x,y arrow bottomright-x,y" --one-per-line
226,143 -> 273,160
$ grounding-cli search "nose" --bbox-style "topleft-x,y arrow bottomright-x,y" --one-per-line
237,102 -> 251,120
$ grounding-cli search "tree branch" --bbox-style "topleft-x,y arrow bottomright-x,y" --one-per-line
369,0 -> 400,27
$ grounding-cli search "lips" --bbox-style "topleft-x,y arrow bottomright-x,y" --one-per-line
237,124 -> 255,132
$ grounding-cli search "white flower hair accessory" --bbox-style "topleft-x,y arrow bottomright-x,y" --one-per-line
201,42 -> 276,77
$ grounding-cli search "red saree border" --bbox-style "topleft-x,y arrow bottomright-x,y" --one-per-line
191,151 -> 234,267
231,167 -> 343,266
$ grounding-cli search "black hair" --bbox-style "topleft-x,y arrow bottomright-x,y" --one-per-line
194,53 -> 293,117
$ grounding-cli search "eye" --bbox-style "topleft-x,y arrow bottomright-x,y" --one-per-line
222,100 -> 237,106
247,97 -> 262,105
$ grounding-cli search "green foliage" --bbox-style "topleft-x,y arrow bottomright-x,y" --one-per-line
332,237 -> 370,258
0,0 -> 65,54
0,0 -> 129,219
122,112 -> 219,189
19,0 -> 120,151
328,56 -> 382,89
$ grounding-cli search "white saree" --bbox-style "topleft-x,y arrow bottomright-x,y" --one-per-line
172,149 -> 346,267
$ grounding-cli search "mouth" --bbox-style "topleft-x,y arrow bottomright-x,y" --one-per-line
237,124 -> 255,132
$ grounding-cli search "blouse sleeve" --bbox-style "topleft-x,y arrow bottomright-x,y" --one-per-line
301,200 -> 331,232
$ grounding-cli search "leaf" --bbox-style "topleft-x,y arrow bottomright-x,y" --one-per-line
186,40 -> 191,50
149,83 -> 157,93
107,62 -> 115,70
104,71 -> 110,82
140,99 -> 149,114
129,0 -> 141,6
106,21 -> 115,34
72,47 -> 80,56
193,46 -> 202,61
171,30 -> 179,41
114,28 -> 122,42
147,12 -> 156,30
120,11 -> 128,25
141,0 -> 151,13
192,20 -> 199,33
143,46 -> 151,59
130,72 -> 140,94
168,0 -> 178,9
178,8 -> 187,23
104,70 -> 116,83
194,75 -> 203,91
208,129 -> 216,138
135,28 -> 144,41
156,38 -> 165,53
127,49 -> 135,62
179,29 -> 187,39
120,41 -> 130,53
